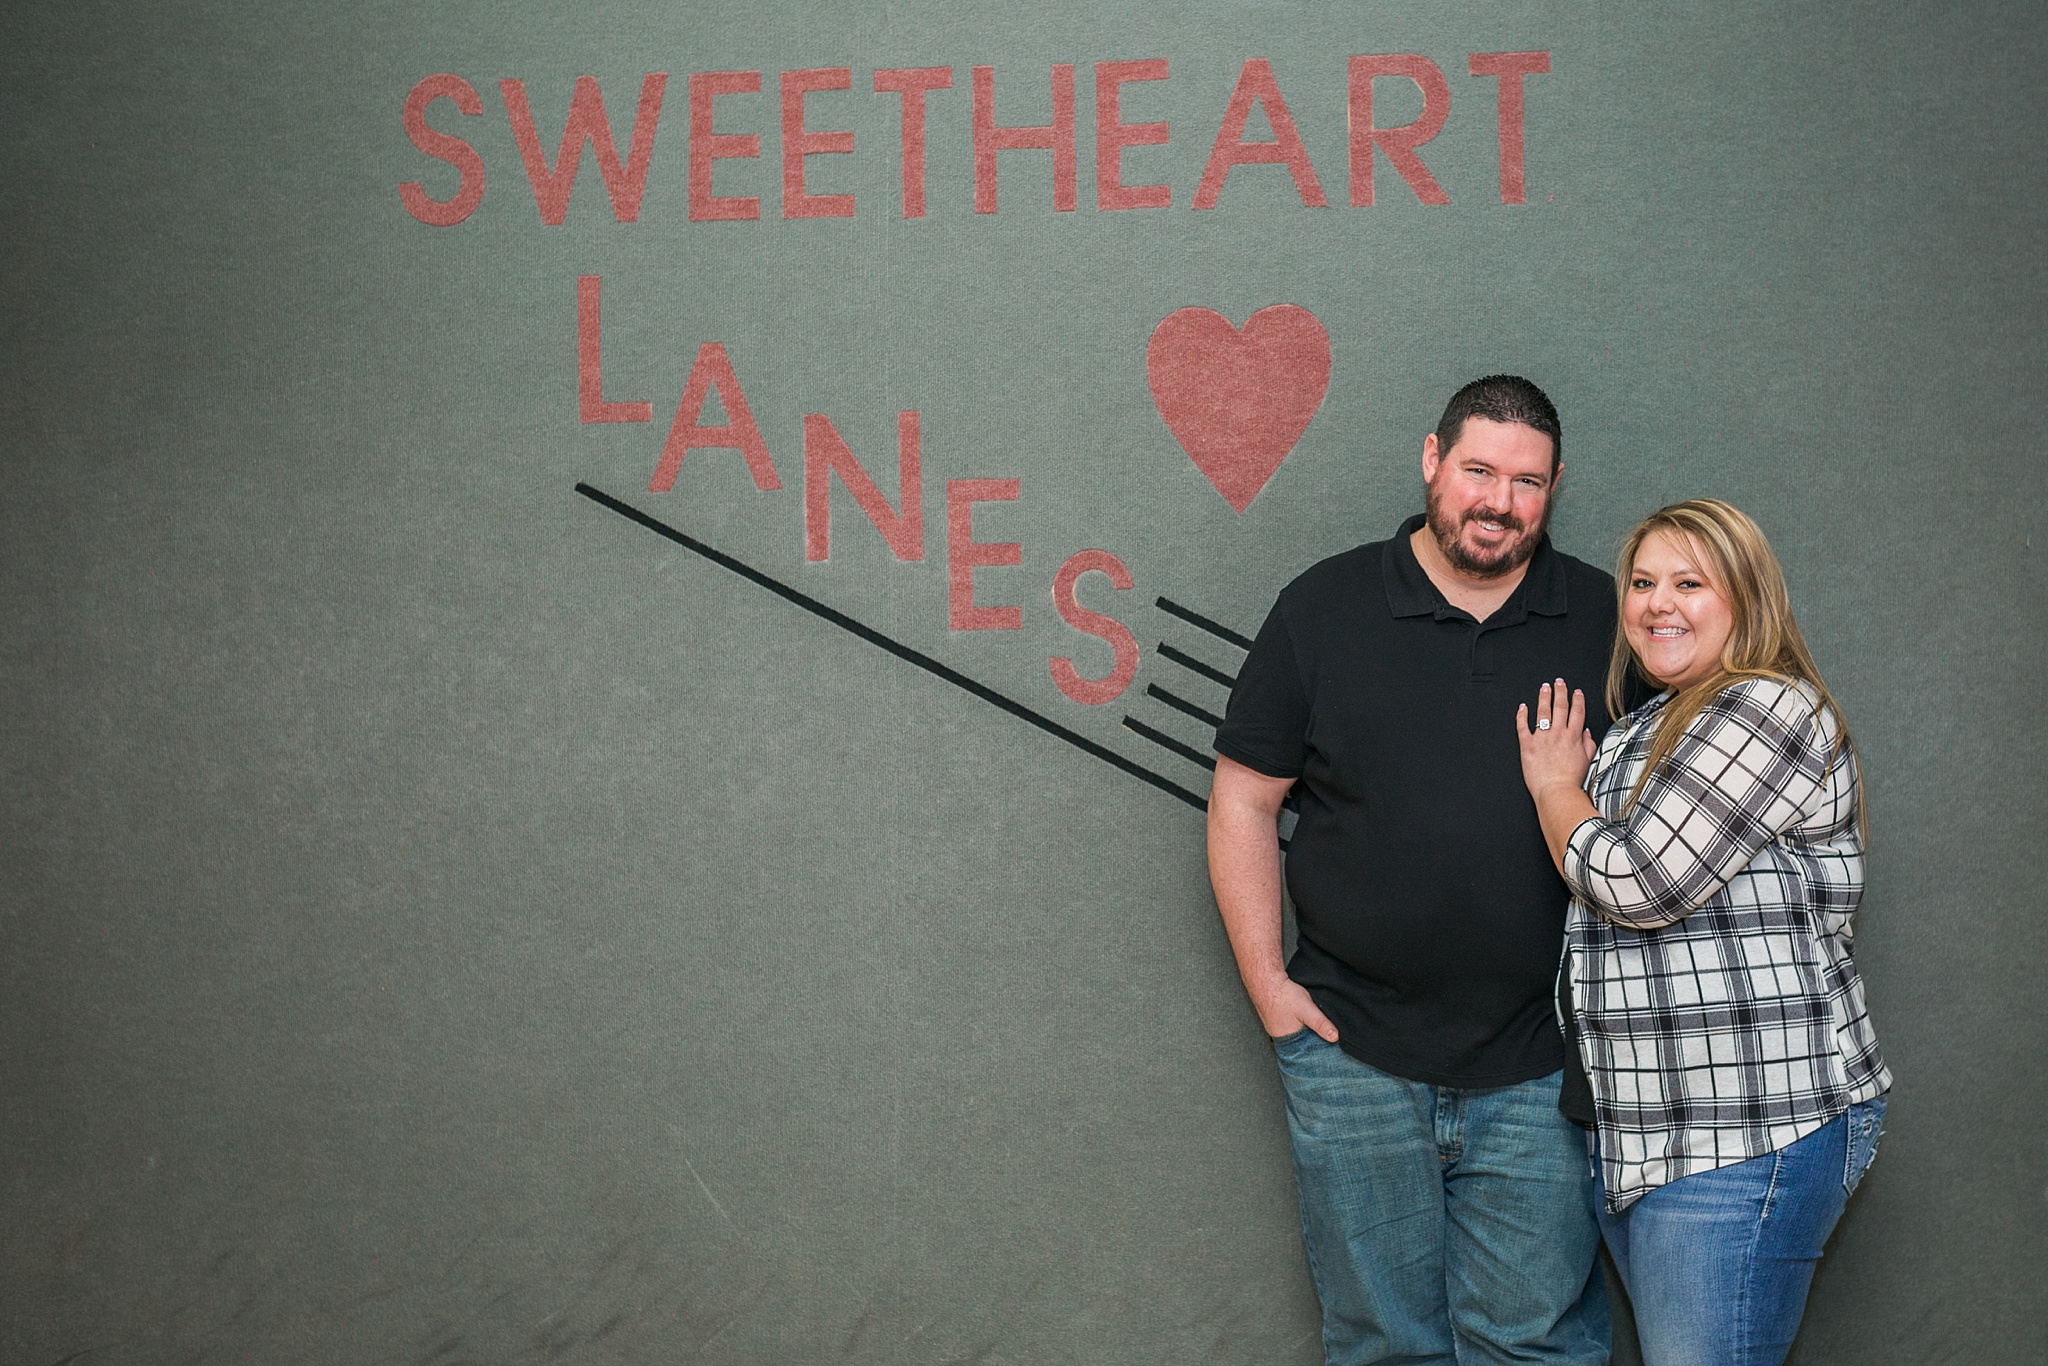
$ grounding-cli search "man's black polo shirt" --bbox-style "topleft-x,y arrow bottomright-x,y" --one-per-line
1215,514 -> 1620,1088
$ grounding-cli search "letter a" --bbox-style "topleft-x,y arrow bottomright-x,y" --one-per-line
648,343 -> 781,492
1192,59 -> 1326,209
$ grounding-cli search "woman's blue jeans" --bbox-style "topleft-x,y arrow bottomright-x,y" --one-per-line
1595,1098 -> 1887,1366
1273,1029 -> 1609,1366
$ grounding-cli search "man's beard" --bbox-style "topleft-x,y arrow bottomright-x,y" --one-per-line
1425,487 -> 1548,579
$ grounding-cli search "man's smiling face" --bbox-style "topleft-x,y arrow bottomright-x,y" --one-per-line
1420,415 -> 1559,579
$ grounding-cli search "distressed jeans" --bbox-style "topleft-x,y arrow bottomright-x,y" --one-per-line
1273,1029 -> 1609,1366
1595,1097 -> 1887,1366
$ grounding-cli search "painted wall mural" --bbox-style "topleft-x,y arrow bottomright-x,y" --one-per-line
2,3 -> 2040,1363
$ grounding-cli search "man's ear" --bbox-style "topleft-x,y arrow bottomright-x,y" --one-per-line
1421,432 -> 1441,482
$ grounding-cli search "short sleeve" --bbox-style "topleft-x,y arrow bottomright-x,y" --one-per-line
1213,598 -> 1310,779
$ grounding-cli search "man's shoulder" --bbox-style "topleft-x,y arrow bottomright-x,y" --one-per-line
1548,544 -> 1617,614
1276,540 -> 1387,611
1550,543 -> 1614,587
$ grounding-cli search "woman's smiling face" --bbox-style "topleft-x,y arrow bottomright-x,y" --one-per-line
1624,529 -> 1735,692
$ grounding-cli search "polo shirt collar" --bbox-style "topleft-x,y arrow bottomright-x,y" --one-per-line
1385,513 -> 1569,622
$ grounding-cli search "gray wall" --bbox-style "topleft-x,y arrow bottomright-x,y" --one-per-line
3,2 -> 2042,1362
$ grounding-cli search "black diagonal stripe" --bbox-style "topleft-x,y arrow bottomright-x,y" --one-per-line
1155,596 -> 1254,650
575,482 -> 1208,812
1147,683 -> 1224,729
1121,718 -> 1290,850
1121,716 -> 1218,772
1158,643 -> 1237,689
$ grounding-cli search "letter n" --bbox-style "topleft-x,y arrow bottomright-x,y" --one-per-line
804,412 -> 924,561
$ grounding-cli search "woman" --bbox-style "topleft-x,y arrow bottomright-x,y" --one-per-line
1516,499 -> 1890,1366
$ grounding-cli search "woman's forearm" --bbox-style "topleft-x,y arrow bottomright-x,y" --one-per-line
1530,781 -> 1599,878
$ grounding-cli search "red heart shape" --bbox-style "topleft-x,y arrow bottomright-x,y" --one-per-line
1146,305 -> 1332,513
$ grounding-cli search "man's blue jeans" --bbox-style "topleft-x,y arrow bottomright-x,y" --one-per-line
1594,1098 -> 1886,1366
1273,1029 -> 1609,1366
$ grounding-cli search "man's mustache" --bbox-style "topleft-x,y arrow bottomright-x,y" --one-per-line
1461,507 -> 1526,533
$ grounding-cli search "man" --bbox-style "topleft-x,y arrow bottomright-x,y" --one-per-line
1208,376 -> 1616,1366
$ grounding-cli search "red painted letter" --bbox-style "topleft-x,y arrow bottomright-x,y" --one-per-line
1192,59 -> 1326,209
804,412 -> 924,561
1347,55 -> 1451,206
972,65 -> 1077,214
649,343 -> 780,492
578,276 -> 652,423
1469,51 -> 1549,205
947,479 -> 1022,630
1095,60 -> 1171,211
689,71 -> 762,221
782,67 -> 855,219
399,75 -> 486,226
873,67 -> 953,219
499,74 -> 667,224
1050,550 -> 1140,705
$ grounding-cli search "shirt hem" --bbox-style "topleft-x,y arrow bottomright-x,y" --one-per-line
1328,1034 -> 1566,1091
1212,738 -> 1301,781
1597,1070 -> 1894,1214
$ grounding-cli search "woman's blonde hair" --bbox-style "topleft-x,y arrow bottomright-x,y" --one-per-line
1605,499 -> 1859,819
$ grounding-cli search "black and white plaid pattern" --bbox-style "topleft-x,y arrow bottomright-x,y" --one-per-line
1562,676 -> 1890,1212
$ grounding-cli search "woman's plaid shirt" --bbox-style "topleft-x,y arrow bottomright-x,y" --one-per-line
1562,676 -> 1890,1212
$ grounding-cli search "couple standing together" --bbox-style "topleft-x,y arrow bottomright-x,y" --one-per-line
1207,376 -> 1890,1366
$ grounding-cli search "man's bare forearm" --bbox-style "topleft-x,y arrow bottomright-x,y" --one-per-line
1206,757 -> 1337,1040
1208,788 -> 1289,993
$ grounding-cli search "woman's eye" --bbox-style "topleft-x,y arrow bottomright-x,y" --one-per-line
1631,578 -> 1654,589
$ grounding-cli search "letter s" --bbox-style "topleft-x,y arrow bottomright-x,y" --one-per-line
399,74 -> 486,225
1050,550 -> 1140,704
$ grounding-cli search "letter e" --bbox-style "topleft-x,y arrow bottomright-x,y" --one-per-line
946,479 -> 1022,630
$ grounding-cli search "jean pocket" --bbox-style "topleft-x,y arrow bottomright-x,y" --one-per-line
1271,1027 -> 1321,1055
1843,1095 -> 1888,1196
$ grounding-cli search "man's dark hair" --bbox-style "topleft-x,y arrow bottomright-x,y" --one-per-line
1435,375 -> 1561,470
